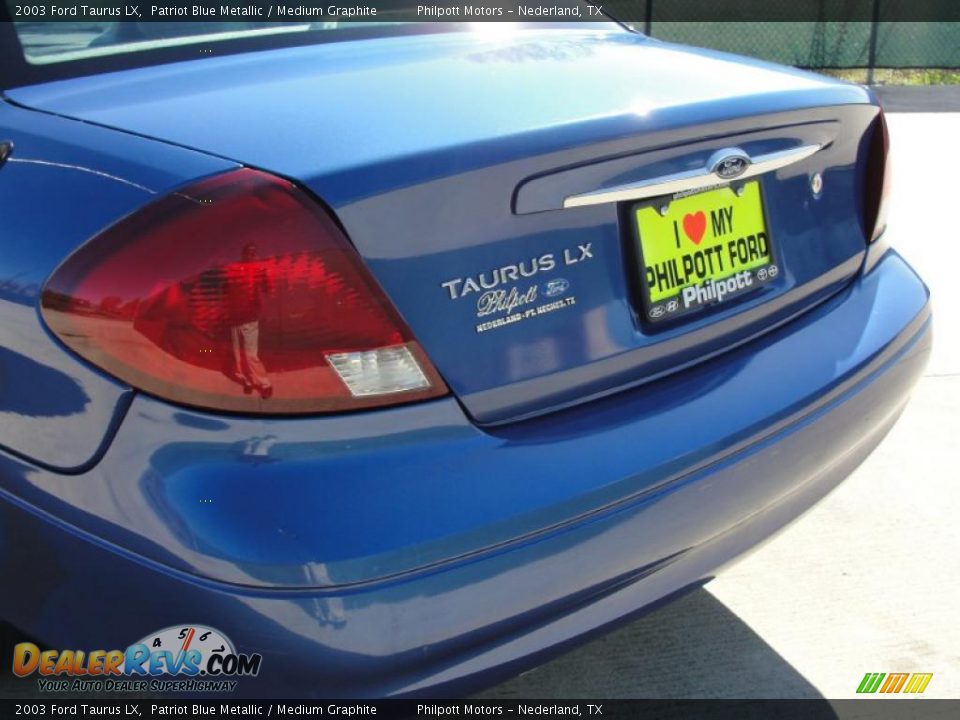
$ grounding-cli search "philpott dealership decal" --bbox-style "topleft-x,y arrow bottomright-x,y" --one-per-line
440,243 -> 593,334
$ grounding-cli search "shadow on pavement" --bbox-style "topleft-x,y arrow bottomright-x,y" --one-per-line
1,591 -> 827,702
481,588 -> 826,700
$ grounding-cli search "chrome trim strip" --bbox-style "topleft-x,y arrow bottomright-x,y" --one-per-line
562,144 -> 822,209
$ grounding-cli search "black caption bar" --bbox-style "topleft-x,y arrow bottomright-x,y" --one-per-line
2,700 -> 960,720
2,0 -> 959,22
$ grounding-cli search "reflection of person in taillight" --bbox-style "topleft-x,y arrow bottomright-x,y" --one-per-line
225,243 -> 273,398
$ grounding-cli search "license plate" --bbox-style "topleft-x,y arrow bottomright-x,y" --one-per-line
633,181 -> 778,323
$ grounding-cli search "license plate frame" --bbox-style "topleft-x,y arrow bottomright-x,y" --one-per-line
631,180 -> 780,324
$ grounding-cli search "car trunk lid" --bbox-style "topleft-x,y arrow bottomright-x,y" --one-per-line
7,29 -> 881,424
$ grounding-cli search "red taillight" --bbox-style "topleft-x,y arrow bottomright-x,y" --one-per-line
864,106 -> 892,243
41,169 -> 447,414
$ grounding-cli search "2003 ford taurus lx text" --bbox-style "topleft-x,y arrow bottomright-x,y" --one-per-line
0,12 -> 931,697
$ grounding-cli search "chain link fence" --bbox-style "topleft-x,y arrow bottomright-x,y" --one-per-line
643,22 -> 959,68
604,2 -> 959,69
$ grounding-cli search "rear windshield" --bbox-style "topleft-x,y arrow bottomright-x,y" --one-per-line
0,6 -> 614,86
6,21 -> 427,65
11,21 -> 418,65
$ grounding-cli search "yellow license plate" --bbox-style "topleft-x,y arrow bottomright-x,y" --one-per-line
634,181 -> 778,322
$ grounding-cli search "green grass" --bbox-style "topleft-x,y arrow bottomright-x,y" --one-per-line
816,68 -> 960,85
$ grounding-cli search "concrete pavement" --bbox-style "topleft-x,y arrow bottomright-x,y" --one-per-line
483,112 -> 960,699
873,85 -> 960,113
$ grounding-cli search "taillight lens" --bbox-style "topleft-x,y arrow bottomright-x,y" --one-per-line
864,106 -> 892,243
41,169 -> 447,414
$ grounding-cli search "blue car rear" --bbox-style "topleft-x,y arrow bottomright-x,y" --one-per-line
0,20 -> 930,696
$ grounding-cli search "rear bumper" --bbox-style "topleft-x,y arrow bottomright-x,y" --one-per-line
0,244 -> 931,697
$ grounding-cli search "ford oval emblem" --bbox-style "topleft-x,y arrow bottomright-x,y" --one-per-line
543,278 -> 570,298
709,148 -> 751,181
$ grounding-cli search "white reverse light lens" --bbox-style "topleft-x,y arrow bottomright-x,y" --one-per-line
326,345 -> 431,397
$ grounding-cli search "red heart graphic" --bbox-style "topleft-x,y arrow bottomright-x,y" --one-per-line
683,211 -> 707,245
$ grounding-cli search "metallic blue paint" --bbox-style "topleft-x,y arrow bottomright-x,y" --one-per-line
9,30 -> 883,424
8,31 -> 871,190
0,243 -> 930,583
0,26 -> 932,696
0,244 -> 931,696
0,101 -> 235,469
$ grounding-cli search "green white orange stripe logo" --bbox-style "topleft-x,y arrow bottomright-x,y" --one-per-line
857,672 -> 933,694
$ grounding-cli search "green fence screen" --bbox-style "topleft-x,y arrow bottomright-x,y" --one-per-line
639,22 -> 958,68
604,1 -> 959,68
